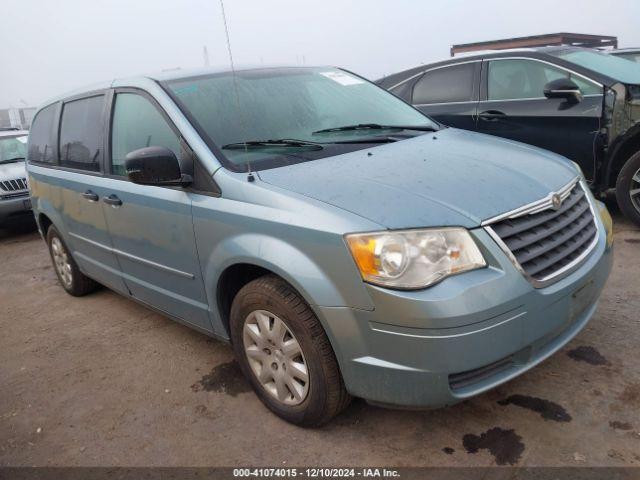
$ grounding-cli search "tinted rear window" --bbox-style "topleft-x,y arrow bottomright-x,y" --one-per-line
412,63 -> 475,104
59,96 -> 105,171
27,104 -> 58,164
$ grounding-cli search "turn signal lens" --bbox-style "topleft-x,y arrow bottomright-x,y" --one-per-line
598,203 -> 614,249
345,228 -> 486,289
348,237 -> 378,276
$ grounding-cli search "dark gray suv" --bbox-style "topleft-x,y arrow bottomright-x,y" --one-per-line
0,129 -> 31,224
377,47 -> 640,226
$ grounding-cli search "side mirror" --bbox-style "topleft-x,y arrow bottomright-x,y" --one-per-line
543,78 -> 583,103
124,146 -> 192,186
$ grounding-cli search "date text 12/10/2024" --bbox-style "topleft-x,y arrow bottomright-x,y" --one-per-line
232,468 -> 401,478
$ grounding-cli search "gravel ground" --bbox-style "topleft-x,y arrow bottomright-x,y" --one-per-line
0,199 -> 639,467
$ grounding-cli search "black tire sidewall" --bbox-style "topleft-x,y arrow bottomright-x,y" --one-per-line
616,151 -> 640,226
230,280 -> 334,426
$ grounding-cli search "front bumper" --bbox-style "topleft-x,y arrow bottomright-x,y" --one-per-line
0,194 -> 32,223
317,224 -> 613,408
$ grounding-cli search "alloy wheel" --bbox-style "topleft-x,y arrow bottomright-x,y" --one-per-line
242,309 -> 309,406
630,167 -> 640,213
51,237 -> 73,288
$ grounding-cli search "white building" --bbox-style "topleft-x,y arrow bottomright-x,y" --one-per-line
0,107 -> 37,130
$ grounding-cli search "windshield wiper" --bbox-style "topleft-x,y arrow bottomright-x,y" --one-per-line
0,157 -> 25,164
312,123 -> 438,135
222,139 -> 323,150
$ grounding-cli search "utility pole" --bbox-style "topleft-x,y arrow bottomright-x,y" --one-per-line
203,45 -> 210,67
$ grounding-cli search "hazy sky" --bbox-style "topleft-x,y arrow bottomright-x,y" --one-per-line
2,0 -> 640,107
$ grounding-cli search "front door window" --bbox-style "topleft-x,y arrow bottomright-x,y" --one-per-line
110,93 -> 180,176
487,59 -> 601,101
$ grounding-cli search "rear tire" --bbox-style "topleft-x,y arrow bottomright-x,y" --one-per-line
46,225 -> 98,296
616,150 -> 640,226
229,274 -> 350,426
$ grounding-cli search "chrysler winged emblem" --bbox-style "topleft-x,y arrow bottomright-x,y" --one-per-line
551,193 -> 562,210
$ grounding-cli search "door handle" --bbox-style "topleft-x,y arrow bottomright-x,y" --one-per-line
103,194 -> 122,207
478,110 -> 506,121
82,190 -> 99,201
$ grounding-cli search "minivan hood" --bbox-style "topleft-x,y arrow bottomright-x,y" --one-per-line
258,128 -> 578,229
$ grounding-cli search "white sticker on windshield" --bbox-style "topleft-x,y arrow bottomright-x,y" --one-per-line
16,136 -> 28,144
319,71 -> 364,86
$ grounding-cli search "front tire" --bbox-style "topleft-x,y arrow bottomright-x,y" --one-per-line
616,151 -> 640,226
229,274 -> 350,426
46,225 -> 98,296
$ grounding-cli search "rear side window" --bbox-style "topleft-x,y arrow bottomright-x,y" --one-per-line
412,63 -> 475,105
28,104 -> 58,164
389,81 -> 413,101
59,96 -> 105,171
110,93 -> 180,176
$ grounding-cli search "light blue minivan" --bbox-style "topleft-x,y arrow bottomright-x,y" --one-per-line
27,66 -> 614,426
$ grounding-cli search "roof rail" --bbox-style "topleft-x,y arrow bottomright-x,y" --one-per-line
451,33 -> 618,57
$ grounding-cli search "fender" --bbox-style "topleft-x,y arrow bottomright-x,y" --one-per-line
605,124 -> 640,188
199,233 -> 375,336
28,174 -> 66,241
602,82 -> 640,188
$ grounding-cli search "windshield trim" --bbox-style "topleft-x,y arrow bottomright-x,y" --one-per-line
338,67 -> 442,129
157,67 -> 439,173
157,79 -> 244,172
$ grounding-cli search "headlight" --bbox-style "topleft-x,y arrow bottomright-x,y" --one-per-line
598,203 -> 614,249
345,228 -> 486,289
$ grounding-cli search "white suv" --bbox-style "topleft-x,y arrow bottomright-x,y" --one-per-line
0,129 -> 31,225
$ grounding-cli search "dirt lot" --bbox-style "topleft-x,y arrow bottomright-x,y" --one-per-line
1,200 -> 639,468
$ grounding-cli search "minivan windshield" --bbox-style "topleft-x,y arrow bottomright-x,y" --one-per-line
550,49 -> 640,84
163,67 -> 437,171
0,135 -> 28,164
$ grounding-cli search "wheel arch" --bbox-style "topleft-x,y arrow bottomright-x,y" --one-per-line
216,263 -> 273,338
32,195 -> 67,242
606,129 -> 640,189
204,233 -> 369,338
37,212 -> 53,237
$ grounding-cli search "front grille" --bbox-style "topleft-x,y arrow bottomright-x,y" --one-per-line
449,355 -> 514,391
488,182 -> 597,284
0,178 -> 27,192
0,191 -> 29,200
